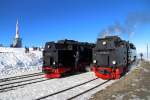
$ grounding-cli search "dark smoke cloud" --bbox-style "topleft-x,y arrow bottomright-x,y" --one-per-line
100,22 -> 124,38
99,11 -> 150,38
125,11 -> 150,37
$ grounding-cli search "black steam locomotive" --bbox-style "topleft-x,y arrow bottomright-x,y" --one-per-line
92,36 -> 136,79
42,39 -> 95,78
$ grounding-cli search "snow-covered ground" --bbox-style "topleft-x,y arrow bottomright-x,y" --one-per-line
0,47 -> 142,100
0,60 -> 140,100
0,72 -> 113,100
0,47 -> 42,78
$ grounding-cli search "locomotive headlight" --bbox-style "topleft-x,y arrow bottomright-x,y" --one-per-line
48,45 -> 50,48
93,60 -> 97,64
112,60 -> 116,65
102,41 -> 107,45
53,61 -> 56,65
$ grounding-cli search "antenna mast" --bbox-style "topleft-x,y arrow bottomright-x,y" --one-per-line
147,44 -> 149,59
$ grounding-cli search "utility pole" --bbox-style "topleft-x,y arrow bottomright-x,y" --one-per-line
147,44 -> 149,59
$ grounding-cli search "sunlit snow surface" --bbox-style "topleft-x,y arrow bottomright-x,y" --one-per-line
0,47 -> 42,78
0,72 -> 111,100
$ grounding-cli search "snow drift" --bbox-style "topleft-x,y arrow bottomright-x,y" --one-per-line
0,47 -> 42,78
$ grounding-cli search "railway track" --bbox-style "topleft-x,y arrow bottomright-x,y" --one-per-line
36,78 -> 110,100
0,72 -> 49,93
67,60 -> 139,100
0,72 -> 43,83
68,80 -> 110,100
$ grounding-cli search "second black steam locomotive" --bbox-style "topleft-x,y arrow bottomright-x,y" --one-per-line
42,39 -> 95,78
92,36 -> 136,79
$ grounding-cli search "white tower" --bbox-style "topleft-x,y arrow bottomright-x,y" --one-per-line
12,19 -> 22,48
15,19 -> 19,38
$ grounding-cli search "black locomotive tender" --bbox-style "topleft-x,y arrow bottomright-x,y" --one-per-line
42,36 -> 136,79
42,39 -> 95,78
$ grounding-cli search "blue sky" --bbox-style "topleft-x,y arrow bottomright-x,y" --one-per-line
0,0 -> 150,54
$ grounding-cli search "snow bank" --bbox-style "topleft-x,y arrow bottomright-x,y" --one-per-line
0,47 -> 25,53
0,47 -> 42,78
